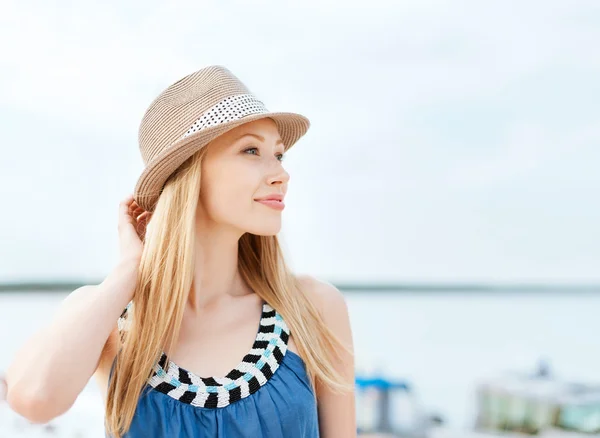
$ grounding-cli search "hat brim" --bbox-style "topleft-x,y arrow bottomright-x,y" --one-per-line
133,111 -> 310,212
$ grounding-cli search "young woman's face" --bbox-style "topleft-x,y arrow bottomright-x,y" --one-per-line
198,117 -> 290,236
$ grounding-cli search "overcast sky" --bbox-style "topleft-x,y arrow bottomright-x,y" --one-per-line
1,0 -> 598,285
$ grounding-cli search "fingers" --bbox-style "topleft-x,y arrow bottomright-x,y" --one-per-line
120,194 -> 139,226
136,211 -> 150,223
132,203 -> 146,218
120,194 -> 145,215
120,194 -> 152,228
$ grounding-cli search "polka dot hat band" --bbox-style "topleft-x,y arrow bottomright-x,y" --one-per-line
133,65 -> 311,213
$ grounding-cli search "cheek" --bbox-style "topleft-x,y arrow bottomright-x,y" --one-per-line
201,166 -> 257,217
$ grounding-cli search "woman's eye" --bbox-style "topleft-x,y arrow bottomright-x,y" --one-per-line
244,147 -> 285,162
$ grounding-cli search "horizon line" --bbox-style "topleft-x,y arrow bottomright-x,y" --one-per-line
0,280 -> 598,293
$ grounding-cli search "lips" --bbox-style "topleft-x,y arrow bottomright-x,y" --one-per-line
255,198 -> 285,210
254,194 -> 284,202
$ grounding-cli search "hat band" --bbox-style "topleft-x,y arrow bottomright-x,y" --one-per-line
179,93 -> 269,141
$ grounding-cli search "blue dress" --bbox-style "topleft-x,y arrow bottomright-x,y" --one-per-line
106,301 -> 320,437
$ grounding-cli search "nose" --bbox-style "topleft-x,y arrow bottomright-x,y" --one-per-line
267,163 -> 290,186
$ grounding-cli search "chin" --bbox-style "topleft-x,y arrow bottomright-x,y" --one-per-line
250,227 -> 281,237
246,221 -> 282,236
252,232 -> 279,237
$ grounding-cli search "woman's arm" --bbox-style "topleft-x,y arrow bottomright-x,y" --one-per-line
5,257 -> 138,423
299,276 -> 357,438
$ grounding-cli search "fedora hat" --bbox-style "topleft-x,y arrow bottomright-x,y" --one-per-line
133,65 -> 310,212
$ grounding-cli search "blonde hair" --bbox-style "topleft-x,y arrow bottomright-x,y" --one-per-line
104,136 -> 354,437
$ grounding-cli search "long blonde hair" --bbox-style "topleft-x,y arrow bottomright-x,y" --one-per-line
104,139 -> 354,437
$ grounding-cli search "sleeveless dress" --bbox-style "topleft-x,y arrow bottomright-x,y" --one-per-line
106,300 -> 320,438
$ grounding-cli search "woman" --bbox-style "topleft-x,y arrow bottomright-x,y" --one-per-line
5,65 -> 356,437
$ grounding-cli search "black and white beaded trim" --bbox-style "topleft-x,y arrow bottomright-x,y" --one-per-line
119,302 -> 292,408
179,93 -> 269,141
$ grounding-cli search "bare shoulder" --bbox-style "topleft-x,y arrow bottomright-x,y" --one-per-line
295,274 -> 356,426
295,274 -> 354,356
296,274 -> 349,317
295,275 -> 354,359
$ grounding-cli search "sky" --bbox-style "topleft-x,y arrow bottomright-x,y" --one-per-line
0,0 -> 598,285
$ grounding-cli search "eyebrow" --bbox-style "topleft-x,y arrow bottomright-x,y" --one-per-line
235,133 -> 284,146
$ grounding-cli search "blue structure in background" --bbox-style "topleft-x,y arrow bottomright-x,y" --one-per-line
355,374 -> 434,437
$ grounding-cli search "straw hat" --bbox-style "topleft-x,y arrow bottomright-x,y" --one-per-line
133,65 -> 311,212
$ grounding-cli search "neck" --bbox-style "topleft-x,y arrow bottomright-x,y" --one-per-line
188,222 -> 252,314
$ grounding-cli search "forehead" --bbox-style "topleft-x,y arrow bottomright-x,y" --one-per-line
228,118 -> 279,138
210,118 -> 281,149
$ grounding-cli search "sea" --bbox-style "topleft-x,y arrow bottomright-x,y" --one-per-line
1,289 -> 599,437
